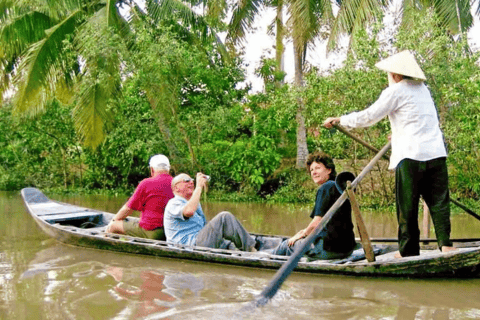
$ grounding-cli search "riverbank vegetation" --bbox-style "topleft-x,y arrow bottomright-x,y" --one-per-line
1,3 -> 479,212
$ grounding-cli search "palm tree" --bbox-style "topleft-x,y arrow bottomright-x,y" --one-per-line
0,0 -> 131,148
0,0 -> 229,150
327,0 -> 477,53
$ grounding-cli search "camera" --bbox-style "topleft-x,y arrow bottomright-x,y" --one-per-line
204,175 -> 211,181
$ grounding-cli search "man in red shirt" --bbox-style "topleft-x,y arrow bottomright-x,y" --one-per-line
106,154 -> 174,240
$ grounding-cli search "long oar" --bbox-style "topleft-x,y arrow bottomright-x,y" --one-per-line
250,141 -> 391,308
333,125 -> 480,222
333,124 -> 389,160
450,198 -> 480,222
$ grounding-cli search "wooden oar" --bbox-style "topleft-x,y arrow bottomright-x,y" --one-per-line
250,141 -> 392,308
333,124 -> 480,222
333,124 -> 389,160
362,237 -> 480,243
450,198 -> 480,222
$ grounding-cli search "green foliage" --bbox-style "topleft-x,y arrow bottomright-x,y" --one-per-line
255,57 -> 287,93
266,167 -> 315,203
194,102 -> 289,194
2,5 -> 478,207
0,101 -> 81,190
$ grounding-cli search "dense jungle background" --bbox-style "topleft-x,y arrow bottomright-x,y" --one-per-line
1,1 -> 479,211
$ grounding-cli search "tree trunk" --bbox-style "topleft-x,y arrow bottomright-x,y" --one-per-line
275,0 -> 285,86
293,38 -> 309,169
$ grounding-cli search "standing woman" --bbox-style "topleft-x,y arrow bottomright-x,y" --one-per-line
271,152 -> 356,260
324,50 -> 456,257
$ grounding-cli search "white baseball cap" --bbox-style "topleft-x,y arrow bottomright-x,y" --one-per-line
149,154 -> 170,170
375,50 -> 426,80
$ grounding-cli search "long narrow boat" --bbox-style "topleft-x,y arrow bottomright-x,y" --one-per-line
21,187 -> 480,277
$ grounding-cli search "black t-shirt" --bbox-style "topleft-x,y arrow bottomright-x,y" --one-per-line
310,180 -> 356,253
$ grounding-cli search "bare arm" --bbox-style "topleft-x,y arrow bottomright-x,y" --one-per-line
112,204 -> 134,221
287,216 -> 323,246
106,204 -> 134,233
182,173 -> 208,218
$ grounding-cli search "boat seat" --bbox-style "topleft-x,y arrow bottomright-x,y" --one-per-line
30,202 -> 91,216
42,211 -> 103,224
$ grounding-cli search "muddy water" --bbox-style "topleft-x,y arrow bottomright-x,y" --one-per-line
1,191 -> 480,319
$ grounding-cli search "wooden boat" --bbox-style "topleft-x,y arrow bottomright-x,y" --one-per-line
21,187 -> 480,277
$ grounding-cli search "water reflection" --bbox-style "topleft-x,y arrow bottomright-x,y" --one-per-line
3,191 -> 480,320
106,267 -> 177,319
16,244 -> 480,320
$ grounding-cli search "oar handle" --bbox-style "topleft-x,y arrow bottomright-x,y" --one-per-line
253,141 -> 392,307
333,124 -> 390,161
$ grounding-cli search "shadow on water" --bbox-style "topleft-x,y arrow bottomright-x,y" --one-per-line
2,191 -> 480,319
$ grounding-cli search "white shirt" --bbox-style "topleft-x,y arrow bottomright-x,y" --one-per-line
340,80 -> 447,169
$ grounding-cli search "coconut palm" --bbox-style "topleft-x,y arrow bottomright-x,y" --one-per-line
0,0 -> 135,147
327,0 -> 477,52
0,0 -> 228,149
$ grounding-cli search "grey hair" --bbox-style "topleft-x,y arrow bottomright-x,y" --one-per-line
171,173 -> 191,189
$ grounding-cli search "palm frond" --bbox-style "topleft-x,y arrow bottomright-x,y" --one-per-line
0,58 -> 15,98
12,9 -> 83,116
288,0 -> 333,49
226,0 -> 263,46
204,0 -> 228,27
0,0 -> 15,21
106,0 -> 122,27
147,0 -> 204,28
71,7 -> 124,148
146,0 -> 230,60
433,0 -> 473,34
0,10 -> 53,58
327,0 -> 388,52
73,80 -> 113,148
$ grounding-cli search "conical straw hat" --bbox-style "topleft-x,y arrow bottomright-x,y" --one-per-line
375,50 -> 426,80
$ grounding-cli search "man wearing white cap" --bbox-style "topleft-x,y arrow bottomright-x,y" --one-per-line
106,154 -> 174,240
323,50 -> 456,257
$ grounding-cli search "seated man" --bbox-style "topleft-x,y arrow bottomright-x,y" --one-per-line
164,173 -> 256,251
106,154 -> 174,240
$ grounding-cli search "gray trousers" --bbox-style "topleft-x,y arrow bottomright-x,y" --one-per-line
196,211 -> 255,251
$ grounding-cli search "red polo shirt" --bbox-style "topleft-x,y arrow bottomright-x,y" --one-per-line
126,173 -> 174,230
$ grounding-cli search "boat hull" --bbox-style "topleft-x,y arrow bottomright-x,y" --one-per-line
21,188 -> 480,277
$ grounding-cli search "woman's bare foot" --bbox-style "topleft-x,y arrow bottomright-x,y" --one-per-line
441,246 -> 457,253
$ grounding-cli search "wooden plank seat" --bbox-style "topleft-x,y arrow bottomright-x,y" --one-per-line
30,202 -> 91,216
42,210 -> 103,224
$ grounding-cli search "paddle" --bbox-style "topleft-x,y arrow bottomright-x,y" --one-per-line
249,141 -> 392,308
333,124 -> 480,221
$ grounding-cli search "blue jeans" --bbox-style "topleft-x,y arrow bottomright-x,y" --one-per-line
270,237 -> 353,260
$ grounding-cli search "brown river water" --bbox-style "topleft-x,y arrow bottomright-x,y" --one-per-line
1,191 -> 480,319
